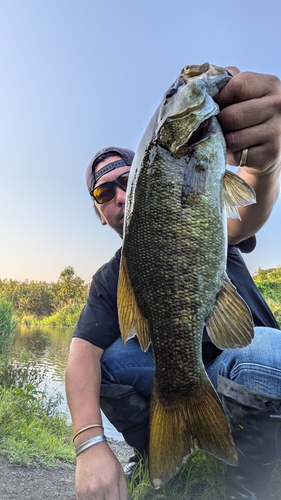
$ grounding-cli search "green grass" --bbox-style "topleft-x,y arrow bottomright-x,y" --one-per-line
33,302 -> 83,328
126,453 -> 281,500
127,452 -> 227,500
0,383 -> 75,468
0,300 -> 17,355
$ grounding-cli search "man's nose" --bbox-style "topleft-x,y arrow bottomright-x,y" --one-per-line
115,186 -> 126,204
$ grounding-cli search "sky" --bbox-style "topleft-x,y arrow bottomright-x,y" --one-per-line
0,0 -> 280,284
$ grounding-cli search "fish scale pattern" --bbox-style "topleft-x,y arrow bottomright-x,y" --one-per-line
124,143 -> 225,398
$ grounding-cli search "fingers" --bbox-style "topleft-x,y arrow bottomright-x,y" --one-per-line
213,71 -> 281,171
118,475 -> 130,500
215,71 -> 281,108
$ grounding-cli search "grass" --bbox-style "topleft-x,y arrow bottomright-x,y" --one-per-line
0,384 -> 75,467
126,454 -> 281,500
23,302 -> 84,328
0,300 -> 17,355
127,452 -> 227,499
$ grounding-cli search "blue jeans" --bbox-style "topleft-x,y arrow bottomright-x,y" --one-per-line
101,327 -> 281,398
100,327 -> 281,451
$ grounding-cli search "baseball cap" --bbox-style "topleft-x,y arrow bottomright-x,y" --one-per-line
86,146 -> 135,195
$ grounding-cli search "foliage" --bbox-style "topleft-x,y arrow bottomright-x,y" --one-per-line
0,384 -> 75,467
53,266 -> 88,307
0,349 -> 75,467
38,302 -> 83,328
0,266 -> 88,324
127,452 -> 226,500
126,453 -> 281,500
253,265 -> 281,325
0,300 -> 17,355
0,350 -> 47,390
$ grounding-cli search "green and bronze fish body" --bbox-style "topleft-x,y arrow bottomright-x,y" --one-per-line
118,63 -> 256,487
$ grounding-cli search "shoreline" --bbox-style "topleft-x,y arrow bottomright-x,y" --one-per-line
0,439 -> 133,500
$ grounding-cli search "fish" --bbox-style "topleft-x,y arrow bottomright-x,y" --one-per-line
117,62 -> 256,488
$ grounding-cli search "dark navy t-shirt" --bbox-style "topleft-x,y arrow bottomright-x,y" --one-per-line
73,244 -> 279,363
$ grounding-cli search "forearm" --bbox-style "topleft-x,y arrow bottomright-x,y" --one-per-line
65,337 -> 104,443
66,338 -> 129,499
227,161 -> 281,244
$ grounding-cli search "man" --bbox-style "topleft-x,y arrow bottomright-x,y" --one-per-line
66,67 -> 281,500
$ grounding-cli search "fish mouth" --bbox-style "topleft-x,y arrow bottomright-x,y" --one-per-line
175,117 -> 212,157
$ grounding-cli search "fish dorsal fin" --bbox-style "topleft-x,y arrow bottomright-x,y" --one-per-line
117,254 -> 151,351
205,274 -> 254,349
223,169 -> 256,219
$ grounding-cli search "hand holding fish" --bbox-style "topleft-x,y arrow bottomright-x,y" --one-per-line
214,68 -> 281,245
214,67 -> 281,173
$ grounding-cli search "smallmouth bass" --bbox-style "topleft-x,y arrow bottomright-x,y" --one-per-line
117,63 -> 256,487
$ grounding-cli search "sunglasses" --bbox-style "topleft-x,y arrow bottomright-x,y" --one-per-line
91,171 -> 130,204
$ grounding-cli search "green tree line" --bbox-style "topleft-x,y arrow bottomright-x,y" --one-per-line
0,266 -> 89,325
253,265 -> 281,325
0,265 -> 280,328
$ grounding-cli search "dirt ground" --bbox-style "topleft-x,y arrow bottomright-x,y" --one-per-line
0,440 -> 133,500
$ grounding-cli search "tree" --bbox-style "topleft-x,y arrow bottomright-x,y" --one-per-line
53,266 -> 88,308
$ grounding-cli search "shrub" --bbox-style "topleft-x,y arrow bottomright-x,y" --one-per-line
0,300 -> 17,355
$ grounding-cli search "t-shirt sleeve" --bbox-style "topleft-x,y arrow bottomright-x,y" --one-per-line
72,249 -> 122,350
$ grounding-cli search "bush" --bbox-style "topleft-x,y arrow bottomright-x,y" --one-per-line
38,302 -> 83,328
0,300 -> 17,355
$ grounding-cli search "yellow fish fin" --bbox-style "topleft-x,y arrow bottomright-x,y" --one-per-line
149,379 -> 238,488
223,169 -> 256,219
117,254 -> 151,351
205,275 -> 254,349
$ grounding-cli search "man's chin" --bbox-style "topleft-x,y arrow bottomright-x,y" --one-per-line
115,223 -> 124,239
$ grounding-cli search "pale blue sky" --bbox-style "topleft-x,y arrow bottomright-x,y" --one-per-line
0,0 -> 280,284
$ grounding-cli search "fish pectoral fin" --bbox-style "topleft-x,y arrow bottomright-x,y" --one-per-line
223,169 -> 256,219
117,254 -> 151,351
181,157 -> 208,204
205,274 -> 254,349
149,381 -> 237,488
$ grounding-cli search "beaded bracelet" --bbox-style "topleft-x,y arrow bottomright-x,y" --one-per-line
75,434 -> 107,457
73,424 -> 104,443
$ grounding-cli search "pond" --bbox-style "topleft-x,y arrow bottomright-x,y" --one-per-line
12,325 -> 123,440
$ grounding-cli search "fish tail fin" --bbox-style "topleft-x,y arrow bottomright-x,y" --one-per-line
149,380 -> 237,488
206,274 -> 254,350
118,254 -> 151,350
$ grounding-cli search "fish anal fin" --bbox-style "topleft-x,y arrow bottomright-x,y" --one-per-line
117,255 -> 150,351
223,169 -> 256,219
149,381 -> 237,488
206,275 -> 254,349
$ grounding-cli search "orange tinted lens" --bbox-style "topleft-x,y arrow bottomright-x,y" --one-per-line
92,172 -> 130,204
93,184 -> 115,204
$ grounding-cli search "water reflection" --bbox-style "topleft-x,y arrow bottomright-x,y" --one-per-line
12,326 -> 123,440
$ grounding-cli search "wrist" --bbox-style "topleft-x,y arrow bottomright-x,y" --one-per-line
75,434 -> 107,457
73,426 -> 104,446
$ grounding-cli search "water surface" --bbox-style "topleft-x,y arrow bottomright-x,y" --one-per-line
12,325 -> 123,440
